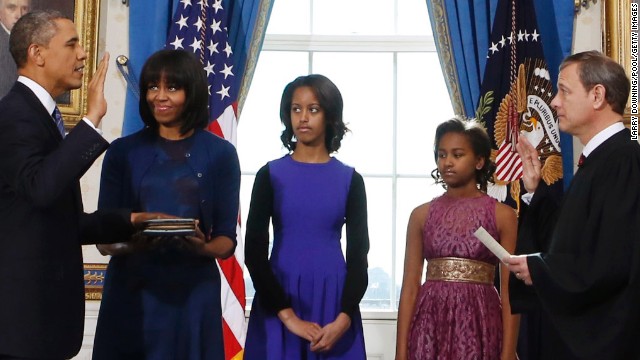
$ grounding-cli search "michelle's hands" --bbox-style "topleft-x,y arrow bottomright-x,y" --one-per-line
184,220 -> 209,253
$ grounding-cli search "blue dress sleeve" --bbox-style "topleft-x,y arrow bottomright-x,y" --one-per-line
98,139 -> 133,210
208,140 -> 240,245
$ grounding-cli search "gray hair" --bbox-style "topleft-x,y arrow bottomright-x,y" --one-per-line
9,9 -> 66,68
560,50 -> 630,115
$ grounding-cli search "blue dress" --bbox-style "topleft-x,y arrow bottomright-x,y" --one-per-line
245,155 -> 368,359
93,129 -> 240,360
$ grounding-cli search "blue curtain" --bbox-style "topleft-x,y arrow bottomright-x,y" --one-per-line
225,0 -> 275,117
120,0 -> 273,136
426,0 -> 498,117
120,0 -> 179,136
533,0 -> 575,187
426,0 -> 574,187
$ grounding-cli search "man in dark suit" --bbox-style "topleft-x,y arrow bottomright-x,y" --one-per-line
0,0 -> 30,99
505,51 -> 640,359
0,10 -> 167,360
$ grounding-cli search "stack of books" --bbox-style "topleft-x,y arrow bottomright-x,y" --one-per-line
142,218 -> 197,236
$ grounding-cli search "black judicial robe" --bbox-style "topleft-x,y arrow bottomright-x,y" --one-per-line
509,180 -> 569,360
524,128 -> 640,359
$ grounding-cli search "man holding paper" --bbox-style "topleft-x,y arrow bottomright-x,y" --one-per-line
504,51 -> 640,359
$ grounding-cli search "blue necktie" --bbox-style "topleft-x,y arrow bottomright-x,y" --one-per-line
52,106 -> 65,138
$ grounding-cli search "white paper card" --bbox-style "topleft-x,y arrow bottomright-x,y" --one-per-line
474,226 -> 511,260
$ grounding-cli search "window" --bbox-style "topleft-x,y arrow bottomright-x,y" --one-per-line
238,0 -> 454,313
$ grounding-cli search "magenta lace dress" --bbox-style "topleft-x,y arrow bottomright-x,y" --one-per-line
408,194 -> 502,360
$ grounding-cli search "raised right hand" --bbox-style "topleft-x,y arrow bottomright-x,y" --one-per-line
516,135 -> 542,193
85,52 -> 110,127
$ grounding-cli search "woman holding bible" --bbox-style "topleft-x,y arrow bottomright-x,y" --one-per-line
92,49 -> 240,360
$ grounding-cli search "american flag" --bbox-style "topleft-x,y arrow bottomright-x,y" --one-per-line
166,0 -> 246,359
495,140 -> 523,181
477,0 -> 563,206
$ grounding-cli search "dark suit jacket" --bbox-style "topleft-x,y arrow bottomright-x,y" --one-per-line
0,82 -> 135,359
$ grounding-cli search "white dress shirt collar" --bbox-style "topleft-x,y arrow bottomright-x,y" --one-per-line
17,75 -> 57,115
16,76 -> 104,136
582,122 -> 625,157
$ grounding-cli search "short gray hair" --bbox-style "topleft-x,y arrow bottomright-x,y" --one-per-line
560,50 -> 630,115
9,9 -> 66,68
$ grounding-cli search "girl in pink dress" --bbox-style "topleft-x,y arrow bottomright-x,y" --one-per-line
396,117 -> 519,360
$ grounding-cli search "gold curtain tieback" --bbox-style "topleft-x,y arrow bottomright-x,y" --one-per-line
426,257 -> 495,285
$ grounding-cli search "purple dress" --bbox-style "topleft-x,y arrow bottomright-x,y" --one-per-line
244,155 -> 367,360
408,194 -> 502,360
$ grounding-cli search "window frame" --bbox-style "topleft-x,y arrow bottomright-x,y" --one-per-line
240,4 -> 447,319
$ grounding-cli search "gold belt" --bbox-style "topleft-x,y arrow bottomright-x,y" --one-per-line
426,257 -> 495,285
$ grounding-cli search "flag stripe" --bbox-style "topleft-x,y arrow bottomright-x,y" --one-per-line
219,255 -> 246,304
166,1 -> 246,358
222,320 -> 243,359
496,142 -> 523,182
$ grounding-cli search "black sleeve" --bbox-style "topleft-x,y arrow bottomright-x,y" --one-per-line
244,165 -> 291,313
340,171 -> 370,316
0,118 -> 108,209
517,180 -> 563,254
509,180 -> 562,312
79,209 -> 135,245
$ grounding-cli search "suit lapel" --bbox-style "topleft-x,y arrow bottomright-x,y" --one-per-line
14,82 -> 63,141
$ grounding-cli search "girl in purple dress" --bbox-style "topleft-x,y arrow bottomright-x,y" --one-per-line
396,118 -> 519,360
244,74 -> 369,359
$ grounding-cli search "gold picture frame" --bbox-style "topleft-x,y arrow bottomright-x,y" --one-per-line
84,263 -> 107,301
602,0 -> 633,123
39,0 -> 101,128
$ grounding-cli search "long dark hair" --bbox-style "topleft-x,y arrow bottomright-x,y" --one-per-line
139,49 -> 209,135
279,74 -> 348,153
431,117 -> 495,192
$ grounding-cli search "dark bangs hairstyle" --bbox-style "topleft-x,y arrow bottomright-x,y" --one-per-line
139,49 -> 209,135
279,74 -> 349,153
431,117 -> 496,192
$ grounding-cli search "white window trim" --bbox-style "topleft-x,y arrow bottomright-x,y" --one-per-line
245,33 -> 440,318
262,34 -> 436,53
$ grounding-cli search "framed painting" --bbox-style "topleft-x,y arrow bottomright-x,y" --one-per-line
30,0 -> 101,128
602,0 -> 634,124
